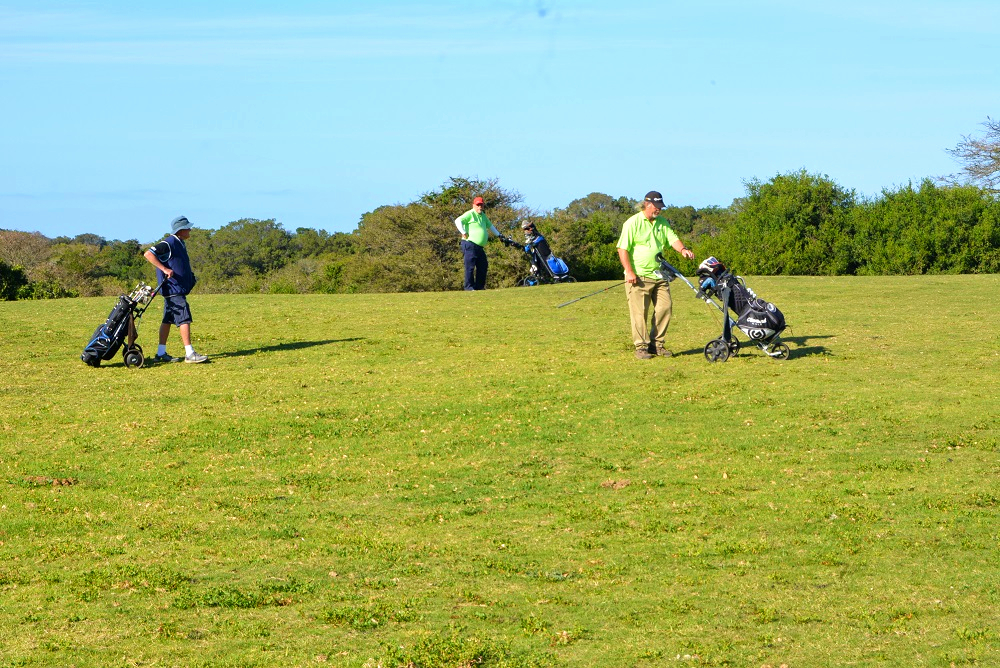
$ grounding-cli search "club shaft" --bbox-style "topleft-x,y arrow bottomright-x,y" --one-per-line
556,281 -> 626,308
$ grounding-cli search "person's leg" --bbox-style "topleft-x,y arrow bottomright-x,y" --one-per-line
474,245 -> 488,290
181,329 -> 205,362
649,280 -> 673,353
462,241 -> 476,290
164,295 -> 205,363
626,278 -> 652,352
157,302 -> 176,359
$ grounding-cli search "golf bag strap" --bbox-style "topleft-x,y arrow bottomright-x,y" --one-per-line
720,284 -> 733,342
127,310 -> 138,348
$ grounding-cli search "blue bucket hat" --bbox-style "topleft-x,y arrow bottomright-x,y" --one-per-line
171,216 -> 192,234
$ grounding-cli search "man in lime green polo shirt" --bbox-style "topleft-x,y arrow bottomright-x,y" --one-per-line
455,196 -> 506,290
617,191 -> 696,360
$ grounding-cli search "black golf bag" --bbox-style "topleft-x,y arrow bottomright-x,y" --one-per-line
695,257 -> 787,360
517,225 -> 574,286
81,282 -> 160,368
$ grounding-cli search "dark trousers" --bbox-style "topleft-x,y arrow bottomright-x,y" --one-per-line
462,240 -> 488,290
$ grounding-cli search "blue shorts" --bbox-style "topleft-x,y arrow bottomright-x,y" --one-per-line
162,294 -> 193,326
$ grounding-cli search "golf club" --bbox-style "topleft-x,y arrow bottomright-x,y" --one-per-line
556,281 -> 626,308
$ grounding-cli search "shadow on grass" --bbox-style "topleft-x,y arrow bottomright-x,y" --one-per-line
781,335 -> 834,345
779,334 -> 833,359
211,338 -> 365,359
790,345 -> 833,358
673,333 -> 834,359
97,338 -> 365,368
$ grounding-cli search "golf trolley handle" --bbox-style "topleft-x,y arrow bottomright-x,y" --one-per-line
147,278 -> 168,302
655,254 -> 739,327
654,254 -> 698,291
130,278 -> 169,320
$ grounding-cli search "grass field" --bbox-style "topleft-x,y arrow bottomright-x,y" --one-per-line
1,275 -> 998,667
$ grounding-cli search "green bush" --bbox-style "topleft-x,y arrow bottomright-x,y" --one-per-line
699,170 -> 858,275
16,280 -> 78,300
0,259 -> 28,300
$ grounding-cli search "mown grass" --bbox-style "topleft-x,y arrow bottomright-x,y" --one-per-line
1,275 -> 998,667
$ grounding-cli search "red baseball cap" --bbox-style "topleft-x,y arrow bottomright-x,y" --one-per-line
473,196 -> 485,206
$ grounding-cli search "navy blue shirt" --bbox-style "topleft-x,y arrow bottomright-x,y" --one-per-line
149,234 -> 197,296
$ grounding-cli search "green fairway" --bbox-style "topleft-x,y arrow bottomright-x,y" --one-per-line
1,276 -> 998,667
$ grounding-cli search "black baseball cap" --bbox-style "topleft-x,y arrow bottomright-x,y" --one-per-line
644,191 -> 666,209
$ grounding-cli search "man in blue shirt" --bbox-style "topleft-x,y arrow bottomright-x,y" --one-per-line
143,216 -> 209,363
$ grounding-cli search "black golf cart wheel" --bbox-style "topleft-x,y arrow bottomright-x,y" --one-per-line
728,338 -> 740,356
123,349 -> 145,369
562,276 -> 577,283
772,343 -> 790,360
704,339 -> 730,363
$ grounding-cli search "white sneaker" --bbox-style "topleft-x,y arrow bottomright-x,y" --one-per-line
184,352 -> 209,363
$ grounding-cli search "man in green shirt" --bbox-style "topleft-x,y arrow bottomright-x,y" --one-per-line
617,191 -> 696,359
455,196 -> 507,290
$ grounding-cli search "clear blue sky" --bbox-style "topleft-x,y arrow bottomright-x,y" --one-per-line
2,1 -> 998,241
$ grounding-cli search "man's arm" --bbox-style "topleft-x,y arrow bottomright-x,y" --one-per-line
143,249 -> 174,278
617,247 -> 638,284
454,211 -> 470,239
670,238 -> 695,260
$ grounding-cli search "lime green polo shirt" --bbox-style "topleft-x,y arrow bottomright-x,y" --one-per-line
456,210 -> 494,247
616,211 -> 680,277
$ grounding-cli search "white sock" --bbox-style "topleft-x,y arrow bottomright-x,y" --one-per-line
185,345 -> 195,355
157,345 -> 167,356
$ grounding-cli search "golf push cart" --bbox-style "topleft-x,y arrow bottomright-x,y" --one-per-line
515,220 -> 575,286
81,281 -> 162,368
655,255 -> 789,362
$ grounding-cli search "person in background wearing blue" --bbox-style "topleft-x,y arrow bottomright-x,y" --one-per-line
143,216 -> 209,363
521,220 -> 553,260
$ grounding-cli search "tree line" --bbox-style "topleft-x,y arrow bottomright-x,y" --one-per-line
2,172 -> 999,301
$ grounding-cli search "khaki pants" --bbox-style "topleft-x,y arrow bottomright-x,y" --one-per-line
626,276 -> 672,351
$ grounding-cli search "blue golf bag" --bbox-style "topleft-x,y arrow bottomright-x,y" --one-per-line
517,222 -> 574,286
